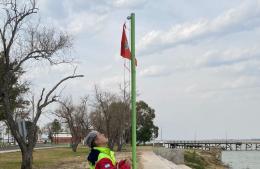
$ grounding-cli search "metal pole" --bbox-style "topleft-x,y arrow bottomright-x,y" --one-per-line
130,13 -> 137,169
124,60 -> 126,101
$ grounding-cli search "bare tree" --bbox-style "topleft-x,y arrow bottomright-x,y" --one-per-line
109,101 -> 130,151
89,108 -> 105,133
90,85 -> 131,151
115,85 -> 131,151
0,1 -> 83,169
55,96 -> 90,152
91,86 -> 118,149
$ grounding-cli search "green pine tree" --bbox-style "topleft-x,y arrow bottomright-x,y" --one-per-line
0,52 -> 29,121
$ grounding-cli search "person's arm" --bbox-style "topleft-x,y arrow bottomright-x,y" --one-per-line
95,158 -> 131,169
117,160 -> 131,169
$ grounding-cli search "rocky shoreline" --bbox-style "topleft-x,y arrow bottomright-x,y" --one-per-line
153,147 -> 229,169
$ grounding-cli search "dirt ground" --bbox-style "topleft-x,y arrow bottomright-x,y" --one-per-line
53,151 -> 133,169
53,146 -> 192,169
53,150 -> 190,169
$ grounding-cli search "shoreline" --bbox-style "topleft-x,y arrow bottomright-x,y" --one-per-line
184,149 -> 229,169
153,147 -> 229,169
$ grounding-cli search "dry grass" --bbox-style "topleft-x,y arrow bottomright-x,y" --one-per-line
0,145 -> 146,169
0,146 -> 89,169
184,149 -> 229,169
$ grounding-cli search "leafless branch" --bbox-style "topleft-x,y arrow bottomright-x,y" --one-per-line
55,96 -> 90,151
33,73 -> 83,125
14,28 -> 72,71
0,0 -> 38,63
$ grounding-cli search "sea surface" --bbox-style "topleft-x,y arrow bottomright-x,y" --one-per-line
222,151 -> 260,169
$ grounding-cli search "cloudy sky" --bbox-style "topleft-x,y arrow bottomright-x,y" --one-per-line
26,0 -> 260,140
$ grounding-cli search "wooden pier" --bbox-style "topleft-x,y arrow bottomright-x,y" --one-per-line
161,140 -> 260,151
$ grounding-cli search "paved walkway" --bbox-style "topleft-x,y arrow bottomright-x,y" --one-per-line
141,151 -> 191,169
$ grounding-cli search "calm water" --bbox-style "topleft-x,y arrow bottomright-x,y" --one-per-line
222,151 -> 260,169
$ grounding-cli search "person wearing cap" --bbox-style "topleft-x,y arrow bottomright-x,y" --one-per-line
85,130 -> 131,169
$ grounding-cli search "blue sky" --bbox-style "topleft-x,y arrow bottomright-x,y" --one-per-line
23,0 -> 260,140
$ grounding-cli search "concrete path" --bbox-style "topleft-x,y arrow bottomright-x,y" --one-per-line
141,151 -> 191,169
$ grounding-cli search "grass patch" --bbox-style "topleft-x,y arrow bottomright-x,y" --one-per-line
0,145 -> 145,169
0,146 -> 89,169
184,149 -> 228,169
184,150 -> 208,169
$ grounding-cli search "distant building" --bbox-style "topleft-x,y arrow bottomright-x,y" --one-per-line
52,132 -> 72,144
37,133 -> 49,143
0,123 -> 15,144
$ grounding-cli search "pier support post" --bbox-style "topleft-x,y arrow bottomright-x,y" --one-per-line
255,144 -> 260,150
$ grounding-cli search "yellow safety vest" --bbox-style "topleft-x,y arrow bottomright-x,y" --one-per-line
89,147 -> 116,169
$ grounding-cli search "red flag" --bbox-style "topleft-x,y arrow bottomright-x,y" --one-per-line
121,24 -> 131,59
120,24 -> 137,66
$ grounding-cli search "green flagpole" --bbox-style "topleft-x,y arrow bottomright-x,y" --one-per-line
130,13 -> 137,169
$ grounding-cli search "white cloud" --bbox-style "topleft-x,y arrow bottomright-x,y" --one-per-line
222,76 -> 260,90
111,0 -> 148,8
66,12 -> 107,35
101,65 -> 113,72
173,45 -> 260,74
182,74 -> 260,100
137,0 -> 260,55
99,75 -> 123,90
184,84 -> 199,94
198,47 -> 259,69
38,0 -> 109,36
38,0 -> 149,36
139,65 -> 171,77
22,63 -> 78,85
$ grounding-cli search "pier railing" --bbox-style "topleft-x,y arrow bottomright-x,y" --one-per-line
157,140 -> 260,151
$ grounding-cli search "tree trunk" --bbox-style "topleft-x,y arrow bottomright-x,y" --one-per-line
21,148 -> 33,169
108,139 -> 114,150
71,143 -> 79,152
7,130 -> 10,144
117,141 -> 123,151
71,133 -> 80,152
